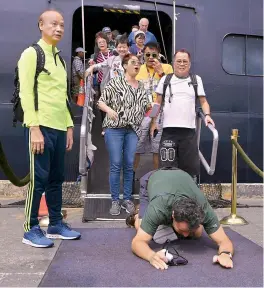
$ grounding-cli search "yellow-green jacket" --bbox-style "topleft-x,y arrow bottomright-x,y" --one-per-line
18,39 -> 73,131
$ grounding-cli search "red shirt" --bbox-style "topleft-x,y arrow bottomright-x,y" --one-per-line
96,51 -> 112,83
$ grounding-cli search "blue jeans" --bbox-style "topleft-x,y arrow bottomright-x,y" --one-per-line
104,128 -> 138,201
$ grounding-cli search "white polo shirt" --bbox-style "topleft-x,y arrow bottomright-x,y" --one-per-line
155,74 -> 206,129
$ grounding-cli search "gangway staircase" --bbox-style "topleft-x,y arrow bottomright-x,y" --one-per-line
80,78 -> 219,222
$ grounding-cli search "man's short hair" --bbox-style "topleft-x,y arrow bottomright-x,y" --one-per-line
172,198 -> 205,230
139,18 -> 149,25
143,42 -> 161,53
174,49 -> 191,60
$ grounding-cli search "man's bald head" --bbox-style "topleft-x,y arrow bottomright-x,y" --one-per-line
139,18 -> 149,32
38,10 -> 64,45
38,10 -> 63,28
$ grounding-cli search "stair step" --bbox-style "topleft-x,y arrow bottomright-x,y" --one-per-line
82,196 -> 139,222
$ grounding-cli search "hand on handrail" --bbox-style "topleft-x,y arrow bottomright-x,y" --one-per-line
197,109 -> 215,128
85,66 -> 94,78
204,115 -> 215,127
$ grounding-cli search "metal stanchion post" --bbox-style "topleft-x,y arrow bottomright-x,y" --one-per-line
220,129 -> 248,225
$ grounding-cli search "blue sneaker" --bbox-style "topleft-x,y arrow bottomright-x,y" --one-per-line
22,225 -> 54,248
46,221 -> 81,240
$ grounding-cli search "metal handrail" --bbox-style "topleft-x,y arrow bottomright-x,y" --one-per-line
79,76 -> 95,176
196,109 -> 219,175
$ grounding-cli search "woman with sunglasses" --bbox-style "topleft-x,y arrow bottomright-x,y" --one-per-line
97,54 -> 150,216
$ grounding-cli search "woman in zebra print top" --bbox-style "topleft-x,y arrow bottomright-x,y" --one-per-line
98,54 -> 150,216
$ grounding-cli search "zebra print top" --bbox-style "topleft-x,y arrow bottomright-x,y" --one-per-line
99,76 -> 150,136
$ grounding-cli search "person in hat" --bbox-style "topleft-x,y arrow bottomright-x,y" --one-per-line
71,47 -> 86,103
128,18 -> 157,46
129,30 -> 145,63
102,27 -> 115,51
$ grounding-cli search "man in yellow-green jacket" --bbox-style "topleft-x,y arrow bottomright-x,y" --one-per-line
18,9 -> 81,248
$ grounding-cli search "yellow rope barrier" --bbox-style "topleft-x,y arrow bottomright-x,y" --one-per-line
231,138 -> 264,178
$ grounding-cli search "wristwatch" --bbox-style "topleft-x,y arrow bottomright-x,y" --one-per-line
158,72 -> 165,77
219,251 -> 232,259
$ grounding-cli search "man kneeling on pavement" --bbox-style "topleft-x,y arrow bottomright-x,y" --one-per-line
127,167 -> 234,269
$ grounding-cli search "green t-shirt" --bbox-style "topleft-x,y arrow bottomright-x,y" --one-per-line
140,169 -> 220,236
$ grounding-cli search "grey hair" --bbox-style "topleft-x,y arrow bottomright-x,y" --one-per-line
172,198 -> 205,230
139,18 -> 149,25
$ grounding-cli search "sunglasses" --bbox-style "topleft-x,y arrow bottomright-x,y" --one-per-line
163,240 -> 188,266
145,53 -> 158,58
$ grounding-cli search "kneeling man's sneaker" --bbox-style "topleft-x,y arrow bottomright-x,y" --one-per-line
46,221 -> 81,240
22,225 -> 54,248
121,200 -> 135,214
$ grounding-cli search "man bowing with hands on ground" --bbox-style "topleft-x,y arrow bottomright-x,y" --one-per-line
128,168 -> 234,270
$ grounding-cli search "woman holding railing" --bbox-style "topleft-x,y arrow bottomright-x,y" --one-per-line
97,54 -> 150,216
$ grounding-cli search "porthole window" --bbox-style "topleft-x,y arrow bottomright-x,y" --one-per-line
222,34 -> 263,76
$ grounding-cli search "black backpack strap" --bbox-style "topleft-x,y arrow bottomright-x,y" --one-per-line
158,73 -> 173,125
162,73 -> 173,103
58,54 -> 72,102
189,73 -> 198,99
31,43 -> 45,111
58,54 -> 66,69
58,53 -> 74,121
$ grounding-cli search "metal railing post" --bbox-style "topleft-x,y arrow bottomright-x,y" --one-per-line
220,129 -> 248,225
196,110 -> 219,175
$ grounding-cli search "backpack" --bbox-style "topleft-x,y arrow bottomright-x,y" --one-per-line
159,73 -> 199,124
162,73 -> 198,103
11,43 -> 73,127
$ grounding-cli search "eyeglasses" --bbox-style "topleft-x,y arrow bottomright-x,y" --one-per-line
130,60 -> 141,66
162,240 -> 188,266
176,60 -> 189,65
145,53 -> 158,58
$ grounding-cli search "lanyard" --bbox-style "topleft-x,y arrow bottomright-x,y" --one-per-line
146,66 -> 157,102
146,66 -> 157,84
100,51 -> 110,61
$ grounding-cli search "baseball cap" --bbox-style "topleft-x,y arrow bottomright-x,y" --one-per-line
134,30 -> 145,39
75,47 -> 86,53
102,27 -> 111,33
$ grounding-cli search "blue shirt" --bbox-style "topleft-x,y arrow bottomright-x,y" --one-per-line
129,44 -> 142,55
128,31 -> 157,46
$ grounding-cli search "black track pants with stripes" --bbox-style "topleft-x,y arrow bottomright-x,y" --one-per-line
24,126 -> 66,232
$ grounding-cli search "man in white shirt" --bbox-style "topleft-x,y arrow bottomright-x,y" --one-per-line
150,49 -> 215,180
